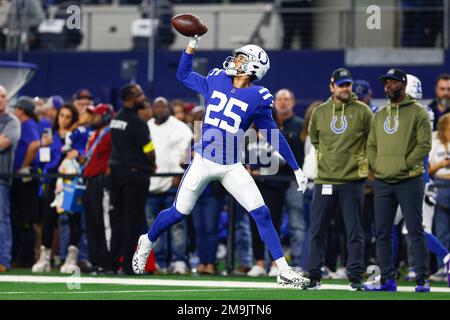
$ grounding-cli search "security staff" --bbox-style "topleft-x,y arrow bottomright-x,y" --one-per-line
307,68 -> 373,290
366,69 -> 431,292
108,84 -> 156,275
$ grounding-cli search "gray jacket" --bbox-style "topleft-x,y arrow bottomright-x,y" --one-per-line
0,113 -> 21,185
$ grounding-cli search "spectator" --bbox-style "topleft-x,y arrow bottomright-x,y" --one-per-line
171,99 -> 187,123
428,73 -> 450,129
10,96 -> 41,268
146,96 -> 192,274
43,95 -> 64,126
191,182 -> 226,275
278,0 -> 313,49
307,68 -> 372,290
427,113 -> 450,283
82,103 -> 114,274
273,89 -> 307,274
72,89 -> 93,116
108,83 -> 156,275
0,86 -> 21,272
353,80 -> 378,268
367,68 -> 432,292
31,104 -> 80,273
353,79 -> 378,113
137,98 -> 153,122
230,202 -> 253,276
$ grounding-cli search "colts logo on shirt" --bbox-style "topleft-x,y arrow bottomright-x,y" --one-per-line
330,115 -> 348,134
383,115 -> 399,134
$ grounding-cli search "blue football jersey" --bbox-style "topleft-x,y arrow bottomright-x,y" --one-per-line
178,51 -> 297,167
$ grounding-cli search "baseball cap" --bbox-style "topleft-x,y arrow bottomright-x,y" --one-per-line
331,68 -> 353,85
44,95 -> 64,110
14,96 -> 35,113
72,89 -> 93,101
87,103 -> 113,116
379,68 -> 408,84
353,80 -> 371,100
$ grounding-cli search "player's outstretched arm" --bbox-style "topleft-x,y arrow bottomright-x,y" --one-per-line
177,35 -> 208,96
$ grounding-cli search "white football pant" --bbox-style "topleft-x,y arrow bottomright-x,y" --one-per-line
174,153 -> 265,215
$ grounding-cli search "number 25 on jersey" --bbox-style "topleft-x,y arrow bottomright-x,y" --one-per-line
204,90 -> 248,134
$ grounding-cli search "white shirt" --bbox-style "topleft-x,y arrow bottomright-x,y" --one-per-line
148,116 -> 193,193
428,136 -> 450,177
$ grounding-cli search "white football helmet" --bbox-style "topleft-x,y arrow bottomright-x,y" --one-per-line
223,44 -> 270,82
406,74 -> 423,99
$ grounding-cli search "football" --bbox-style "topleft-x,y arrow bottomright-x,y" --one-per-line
171,13 -> 208,37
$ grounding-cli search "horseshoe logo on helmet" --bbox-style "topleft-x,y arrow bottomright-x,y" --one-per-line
258,51 -> 269,65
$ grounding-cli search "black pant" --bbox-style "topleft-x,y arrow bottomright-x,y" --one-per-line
250,183 -> 285,262
308,181 -> 365,282
10,177 -> 39,266
83,175 -> 110,269
41,178 -> 81,249
108,168 -> 150,274
373,176 -> 429,283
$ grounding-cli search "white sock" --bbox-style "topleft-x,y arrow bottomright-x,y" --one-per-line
275,257 -> 289,272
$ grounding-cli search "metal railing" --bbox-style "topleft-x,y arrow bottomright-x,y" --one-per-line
0,3 -> 448,52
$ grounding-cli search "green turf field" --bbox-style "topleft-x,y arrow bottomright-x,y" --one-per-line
0,269 -> 449,300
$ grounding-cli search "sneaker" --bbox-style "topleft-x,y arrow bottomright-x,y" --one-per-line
60,246 -> 79,274
404,267 -> 416,281
443,253 -> 450,287
330,267 -> 347,280
364,278 -> 397,292
305,279 -> 321,290
231,266 -> 251,276
268,265 -> 278,277
349,281 -> 364,291
31,246 -> 51,273
429,268 -> 447,282
415,280 -> 430,293
277,267 -> 310,289
132,234 -> 154,275
171,261 -> 189,275
155,263 -> 168,275
247,265 -> 267,277
292,266 -> 305,276
321,266 -> 332,279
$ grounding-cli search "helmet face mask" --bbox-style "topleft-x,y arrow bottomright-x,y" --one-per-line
223,44 -> 270,82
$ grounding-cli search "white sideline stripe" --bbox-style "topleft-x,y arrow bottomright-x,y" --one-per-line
0,275 -> 449,293
0,289 -> 266,295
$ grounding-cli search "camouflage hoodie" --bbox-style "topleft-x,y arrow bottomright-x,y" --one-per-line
367,94 -> 432,183
309,93 -> 373,184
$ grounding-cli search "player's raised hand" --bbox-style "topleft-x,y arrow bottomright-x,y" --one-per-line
294,168 -> 308,193
188,35 -> 200,50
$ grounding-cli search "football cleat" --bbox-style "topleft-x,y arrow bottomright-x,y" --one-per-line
277,267 -> 310,289
132,234 -> 153,275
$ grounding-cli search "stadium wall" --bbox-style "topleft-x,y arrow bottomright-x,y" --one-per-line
1,49 -> 448,116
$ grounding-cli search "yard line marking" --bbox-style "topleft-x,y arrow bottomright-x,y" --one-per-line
0,275 -> 449,293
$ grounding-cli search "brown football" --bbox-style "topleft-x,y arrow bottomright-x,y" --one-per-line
171,13 -> 208,37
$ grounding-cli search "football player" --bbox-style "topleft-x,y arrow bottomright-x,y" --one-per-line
132,36 -> 310,288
